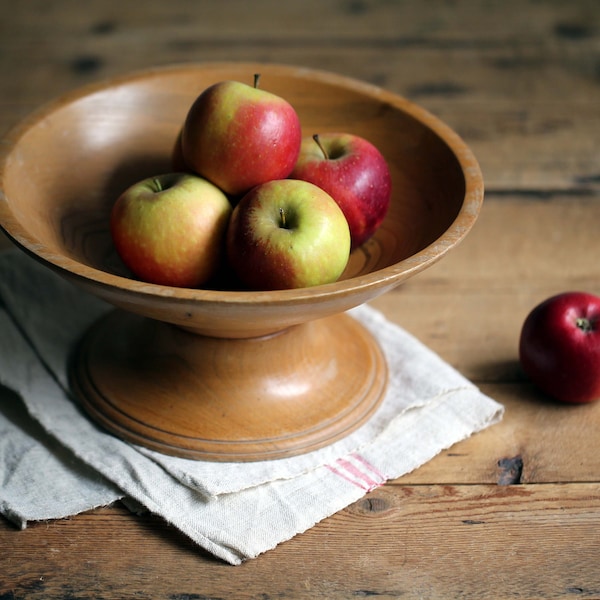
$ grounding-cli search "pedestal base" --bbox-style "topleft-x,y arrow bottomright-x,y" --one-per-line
70,310 -> 388,461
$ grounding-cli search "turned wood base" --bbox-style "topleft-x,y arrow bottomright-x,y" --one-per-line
70,310 -> 388,462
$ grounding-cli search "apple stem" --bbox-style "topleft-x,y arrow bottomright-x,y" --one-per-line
279,207 -> 287,228
254,73 -> 261,89
576,317 -> 595,333
153,178 -> 163,192
312,134 -> 329,160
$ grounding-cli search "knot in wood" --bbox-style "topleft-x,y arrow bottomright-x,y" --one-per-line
359,496 -> 389,513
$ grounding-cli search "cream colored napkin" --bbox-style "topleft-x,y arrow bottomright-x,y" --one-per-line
0,249 -> 503,564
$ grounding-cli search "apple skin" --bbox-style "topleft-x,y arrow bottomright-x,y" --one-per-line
181,78 -> 302,197
170,129 -> 188,173
226,179 -> 351,291
110,173 -> 232,288
289,133 -> 392,249
519,291 -> 600,404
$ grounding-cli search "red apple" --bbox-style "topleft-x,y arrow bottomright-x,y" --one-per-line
519,291 -> 600,403
290,133 -> 392,249
181,75 -> 302,197
110,173 -> 232,288
170,129 -> 188,173
226,179 -> 351,291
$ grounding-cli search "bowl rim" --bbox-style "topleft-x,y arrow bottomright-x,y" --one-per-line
0,61 -> 484,306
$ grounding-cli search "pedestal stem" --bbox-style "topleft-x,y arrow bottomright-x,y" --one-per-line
71,310 -> 388,461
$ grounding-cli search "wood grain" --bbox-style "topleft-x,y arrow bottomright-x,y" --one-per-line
2,483 -> 599,599
400,384 -> 600,485
72,310 -> 387,460
1,1 -> 598,191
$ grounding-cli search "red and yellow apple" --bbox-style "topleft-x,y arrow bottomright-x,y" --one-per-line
290,133 -> 391,249
181,76 -> 302,197
110,173 -> 232,288
226,179 -> 351,290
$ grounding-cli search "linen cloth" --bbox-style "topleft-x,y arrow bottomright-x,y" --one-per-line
0,249 -> 503,564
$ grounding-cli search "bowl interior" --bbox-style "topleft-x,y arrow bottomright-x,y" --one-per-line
0,63 -> 482,337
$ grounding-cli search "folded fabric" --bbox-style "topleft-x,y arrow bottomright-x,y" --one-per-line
0,249 -> 504,564
0,376 -> 123,527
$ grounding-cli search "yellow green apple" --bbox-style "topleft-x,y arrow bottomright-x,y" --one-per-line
226,179 -> 351,290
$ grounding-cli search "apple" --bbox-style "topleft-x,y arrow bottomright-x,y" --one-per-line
181,75 -> 302,197
110,173 -> 232,288
226,179 -> 351,290
519,291 -> 600,404
289,133 -> 392,249
170,129 -> 188,173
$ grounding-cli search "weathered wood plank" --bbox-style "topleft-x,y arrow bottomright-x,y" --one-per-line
0,1 -> 598,190
400,384 -> 600,485
2,483 -> 599,599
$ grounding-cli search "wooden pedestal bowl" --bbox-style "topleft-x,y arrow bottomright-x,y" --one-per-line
0,63 -> 483,461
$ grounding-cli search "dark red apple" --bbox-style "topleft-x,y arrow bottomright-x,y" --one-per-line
519,291 -> 600,403
290,133 -> 391,249
170,129 -> 188,173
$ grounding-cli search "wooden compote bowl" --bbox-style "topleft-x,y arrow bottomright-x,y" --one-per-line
0,64 -> 483,461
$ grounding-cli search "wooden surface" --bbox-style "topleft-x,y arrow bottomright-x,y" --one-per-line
1,1 -> 599,598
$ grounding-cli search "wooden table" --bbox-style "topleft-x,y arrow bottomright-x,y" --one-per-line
1,1 -> 599,597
